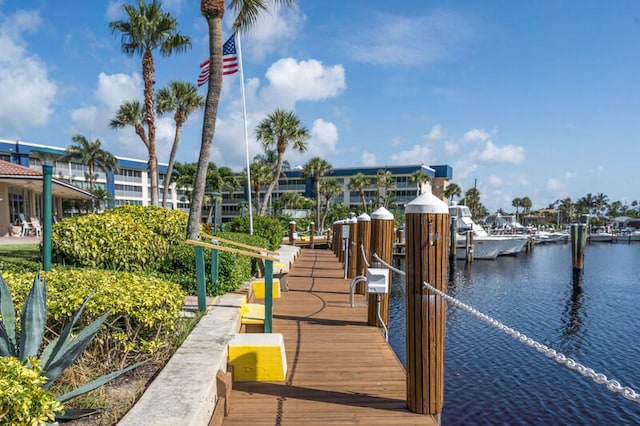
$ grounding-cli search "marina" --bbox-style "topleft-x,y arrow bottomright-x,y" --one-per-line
389,243 -> 640,425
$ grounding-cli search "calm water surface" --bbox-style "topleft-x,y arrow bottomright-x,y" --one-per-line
388,243 -> 640,425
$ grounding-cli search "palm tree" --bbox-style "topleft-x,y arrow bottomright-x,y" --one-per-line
375,169 -> 396,209
241,160 -> 272,213
408,170 -> 431,195
156,81 -> 204,208
559,198 -> 575,224
444,182 -> 462,203
254,149 -> 290,174
111,100 -> 147,142
255,109 -> 310,215
301,157 -> 333,228
512,197 -> 522,222
519,196 -> 532,225
594,192 -> 609,217
348,173 -> 371,213
319,178 -> 343,230
109,0 -> 191,207
171,162 -> 198,203
188,0 -> 297,239
62,134 -> 119,192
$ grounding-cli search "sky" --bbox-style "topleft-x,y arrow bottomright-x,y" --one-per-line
1,0 -> 640,213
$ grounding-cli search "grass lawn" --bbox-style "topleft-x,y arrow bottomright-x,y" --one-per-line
0,244 -> 41,264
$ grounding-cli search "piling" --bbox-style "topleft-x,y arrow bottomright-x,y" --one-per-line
465,230 -> 474,262
289,221 -> 297,246
368,207 -> 394,327
347,217 -> 359,280
404,192 -> 449,417
449,217 -> 457,266
356,213 -> 372,285
571,224 -> 587,285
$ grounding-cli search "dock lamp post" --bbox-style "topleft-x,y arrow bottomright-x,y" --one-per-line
32,148 -> 60,272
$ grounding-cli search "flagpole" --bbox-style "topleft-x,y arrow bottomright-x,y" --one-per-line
235,32 -> 254,235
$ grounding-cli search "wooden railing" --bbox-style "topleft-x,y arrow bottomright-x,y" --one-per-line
186,236 -> 280,332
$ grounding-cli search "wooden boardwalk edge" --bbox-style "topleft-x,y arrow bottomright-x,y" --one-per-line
223,248 -> 438,425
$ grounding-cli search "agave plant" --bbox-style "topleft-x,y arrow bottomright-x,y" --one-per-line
0,272 -> 143,417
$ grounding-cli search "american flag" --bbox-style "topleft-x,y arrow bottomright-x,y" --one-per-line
197,34 -> 238,87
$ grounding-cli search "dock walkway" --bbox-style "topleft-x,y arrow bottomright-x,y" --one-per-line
223,249 -> 437,425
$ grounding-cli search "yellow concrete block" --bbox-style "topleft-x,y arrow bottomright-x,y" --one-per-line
240,302 -> 265,325
273,262 -> 287,272
252,279 -> 281,299
228,333 -> 288,381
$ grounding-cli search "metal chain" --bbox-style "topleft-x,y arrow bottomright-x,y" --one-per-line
423,281 -> 640,404
372,253 -> 406,276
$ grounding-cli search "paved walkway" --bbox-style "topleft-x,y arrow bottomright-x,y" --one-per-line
223,249 -> 437,425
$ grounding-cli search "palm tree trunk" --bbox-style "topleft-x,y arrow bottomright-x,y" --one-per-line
187,16 -> 223,239
143,49 -> 159,206
162,123 -> 183,208
315,177 -> 321,228
261,155 -> 283,216
360,190 -> 367,213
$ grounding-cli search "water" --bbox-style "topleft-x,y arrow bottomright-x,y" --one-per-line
388,243 -> 640,425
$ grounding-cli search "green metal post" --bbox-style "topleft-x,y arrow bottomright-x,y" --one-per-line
264,259 -> 273,333
42,164 -> 53,271
211,248 -> 219,295
195,246 -> 207,311
212,191 -> 221,233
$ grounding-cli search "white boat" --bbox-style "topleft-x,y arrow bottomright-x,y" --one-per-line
533,230 -> 569,244
449,206 -> 530,260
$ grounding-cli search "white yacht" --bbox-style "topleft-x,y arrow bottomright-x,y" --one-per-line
449,205 -> 529,260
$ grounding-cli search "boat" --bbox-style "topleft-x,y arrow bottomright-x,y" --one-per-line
533,230 -> 570,244
449,205 -> 530,260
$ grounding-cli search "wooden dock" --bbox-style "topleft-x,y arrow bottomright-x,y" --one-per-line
223,249 -> 438,425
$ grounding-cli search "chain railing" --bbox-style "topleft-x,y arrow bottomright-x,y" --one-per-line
422,281 -> 640,404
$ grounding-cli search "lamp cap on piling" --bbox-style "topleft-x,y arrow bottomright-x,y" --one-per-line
357,212 -> 371,222
405,192 -> 448,214
347,217 -> 357,224
370,207 -> 394,220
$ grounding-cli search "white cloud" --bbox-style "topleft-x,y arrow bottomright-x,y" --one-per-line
391,137 -> 405,147
287,118 -> 338,163
462,128 -> 490,143
388,144 -> 432,165
421,124 -> 443,142
242,5 -> 306,61
564,171 -> 576,180
105,1 -> 123,20
261,58 -> 346,108
347,10 -> 474,67
444,139 -> 459,155
360,151 -> 376,166
0,10 -> 58,135
69,72 -> 181,160
478,141 -> 524,164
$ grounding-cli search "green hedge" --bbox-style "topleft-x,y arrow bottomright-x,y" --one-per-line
3,268 -> 185,364
224,215 -> 284,251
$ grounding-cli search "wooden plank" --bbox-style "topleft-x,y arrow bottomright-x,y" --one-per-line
223,248 -> 438,426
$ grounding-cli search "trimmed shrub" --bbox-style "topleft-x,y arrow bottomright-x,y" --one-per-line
224,215 -> 284,251
51,213 -> 170,272
0,357 -> 62,425
4,268 -> 185,366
